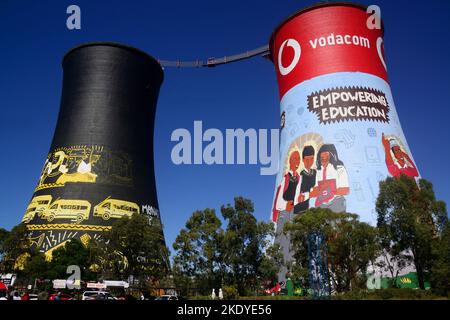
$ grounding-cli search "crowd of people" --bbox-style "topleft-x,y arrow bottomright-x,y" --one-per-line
0,290 -> 35,300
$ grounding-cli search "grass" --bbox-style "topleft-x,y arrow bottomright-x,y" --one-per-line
188,289 -> 449,300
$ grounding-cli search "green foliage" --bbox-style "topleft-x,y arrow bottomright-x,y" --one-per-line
376,175 -> 448,289
22,253 -> 54,280
1,183 -> 448,298
0,227 -> 8,250
220,197 -> 274,295
0,227 -> 9,269
92,213 -> 169,284
172,208 -> 224,295
286,208 -> 380,292
334,288 -> 439,300
0,223 -> 33,272
49,239 -> 96,280
222,285 -> 239,300
328,217 -> 379,291
0,213 -> 170,290
1,226 -> 98,282
430,220 -> 450,296
257,243 -> 283,287
238,295 -> 307,300
173,197 -> 276,297
13,239 -> 99,284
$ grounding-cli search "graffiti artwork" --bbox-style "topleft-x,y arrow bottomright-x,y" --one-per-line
40,199 -> 91,224
381,133 -> 419,178
36,145 -> 133,191
21,43 -> 165,256
270,3 -> 420,283
93,197 -> 140,220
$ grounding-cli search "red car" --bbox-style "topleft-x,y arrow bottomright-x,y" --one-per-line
264,282 -> 282,295
48,293 -> 73,300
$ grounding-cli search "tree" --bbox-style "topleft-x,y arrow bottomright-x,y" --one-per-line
0,227 -> 8,248
21,253 -> 55,283
221,197 -> 274,295
376,175 -> 447,289
430,219 -> 450,296
2,230 -> 98,284
173,197 -> 276,297
327,217 -> 379,291
0,223 -> 32,273
257,243 -> 283,289
0,224 -> 56,286
286,208 -> 379,292
172,209 -> 224,295
48,239 -> 96,281
0,227 -> 9,262
93,213 -> 169,287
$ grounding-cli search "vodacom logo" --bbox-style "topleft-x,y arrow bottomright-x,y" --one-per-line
278,39 -> 301,76
376,37 -> 387,71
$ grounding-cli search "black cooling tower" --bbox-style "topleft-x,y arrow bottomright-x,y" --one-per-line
22,42 -> 165,256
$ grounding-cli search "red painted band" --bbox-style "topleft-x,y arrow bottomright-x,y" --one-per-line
271,5 -> 387,98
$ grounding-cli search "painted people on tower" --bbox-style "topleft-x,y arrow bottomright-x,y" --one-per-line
305,144 -> 349,212
272,141 -> 350,223
273,149 -> 301,221
295,146 -> 317,213
381,133 -> 418,178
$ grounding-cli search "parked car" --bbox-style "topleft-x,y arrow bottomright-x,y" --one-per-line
94,292 -> 116,300
116,294 -> 137,301
48,293 -> 73,300
155,295 -> 179,301
28,294 -> 38,300
82,291 -> 115,300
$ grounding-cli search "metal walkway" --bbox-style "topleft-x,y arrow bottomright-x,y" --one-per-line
157,44 -> 270,68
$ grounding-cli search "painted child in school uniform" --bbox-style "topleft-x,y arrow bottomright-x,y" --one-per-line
272,150 -> 301,221
307,144 -> 349,213
294,145 -> 317,213
272,150 -> 301,285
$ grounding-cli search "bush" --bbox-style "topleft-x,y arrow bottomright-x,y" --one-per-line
222,285 -> 239,300
187,295 -> 214,300
333,289 -> 371,300
333,288 -> 440,300
377,289 -> 394,300
375,288 -> 436,300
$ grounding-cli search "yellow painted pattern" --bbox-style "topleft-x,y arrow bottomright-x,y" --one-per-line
80,233 -> 92,247
34,183 -> 65,191
44,240 -> 70,261
55,172 -> 97,184
93,197 -> 140,220
14,253 -> 31,271
26,224 -> 112,232
22,195 -> 53,223
41,199 -> 91,224
36,145 -> 102,191
400,277 -> 412,284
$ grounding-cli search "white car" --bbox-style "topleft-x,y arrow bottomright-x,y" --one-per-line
82,291 -> 116,300
28,294 -> 38,300
155,295 -> 179,300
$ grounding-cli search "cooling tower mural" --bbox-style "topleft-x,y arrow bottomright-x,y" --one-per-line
270,3 -> 419,282
22,43 -> 165,255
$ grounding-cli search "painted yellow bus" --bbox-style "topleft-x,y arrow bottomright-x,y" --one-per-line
22,195 -> 53,223
93,197 -> 140,220
41,199 -> 91,224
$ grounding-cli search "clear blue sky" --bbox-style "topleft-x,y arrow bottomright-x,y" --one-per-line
1,1 -> 449,252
